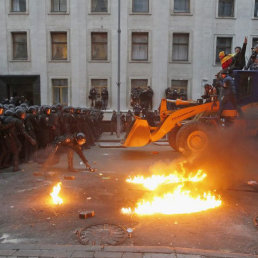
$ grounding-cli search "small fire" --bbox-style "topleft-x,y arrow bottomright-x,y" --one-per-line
122,165 -> 222,215
50,182 -> 63,205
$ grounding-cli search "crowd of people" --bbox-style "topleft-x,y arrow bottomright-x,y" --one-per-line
0,101 -> 103,172
200,38 -> 258,117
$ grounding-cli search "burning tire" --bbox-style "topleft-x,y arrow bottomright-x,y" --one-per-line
176,122 -> 209,155
168,126 -> 180,151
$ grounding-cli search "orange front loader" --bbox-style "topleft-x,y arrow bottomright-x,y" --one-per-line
123,100 -> 219,148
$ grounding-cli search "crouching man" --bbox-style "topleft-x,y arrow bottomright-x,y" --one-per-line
42,132 -> 95,172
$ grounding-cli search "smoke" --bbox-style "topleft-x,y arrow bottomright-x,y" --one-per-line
186,124 -> 258,190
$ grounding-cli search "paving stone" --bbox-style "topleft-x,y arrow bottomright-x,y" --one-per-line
93,251 -> 123,258
14,250 -> 42,257
40,249 -> 73,257
177,255 -> 201,258
98,143 -> 124,148
143,254 -> 176,258
122,253 -> 143,258
71,251 -> 94,258
0,250 -> 17,256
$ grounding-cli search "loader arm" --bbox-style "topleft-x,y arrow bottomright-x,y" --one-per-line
150,101 -> 219,142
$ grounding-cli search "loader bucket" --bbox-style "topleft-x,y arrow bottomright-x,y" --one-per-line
123,117 -> 151,147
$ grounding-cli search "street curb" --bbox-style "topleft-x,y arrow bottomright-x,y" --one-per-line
0,244 -> 256,258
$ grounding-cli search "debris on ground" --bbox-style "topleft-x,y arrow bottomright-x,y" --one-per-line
248,180 -> 258,186
102,177 -> 111,180
254,216 -> 258,229
64,176 -> 75,180
79,211 -> 95,219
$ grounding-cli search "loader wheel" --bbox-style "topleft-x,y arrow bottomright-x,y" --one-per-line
168,126 -> 180,151
176,122 -> 209,155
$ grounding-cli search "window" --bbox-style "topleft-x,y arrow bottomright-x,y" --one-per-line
51,32 -> 67,60
131,32 -> 148,61
91,32 -> 108,60
216,37 -> 232,63
91,79 -> 108,100
51,0 -> 67,12
174,0 -> 190,13
132,0 -> 149,13
172,33 -> 189,61
91,0 -> 108,12
12,32 -> 28,60
52,79 -> 68,105
171,80 -> 188,99
218,0 -> 234,17
252,37 -> 258,47
11,0 -> 26,12
255,0 -> 258,17
131,79 -> 148,90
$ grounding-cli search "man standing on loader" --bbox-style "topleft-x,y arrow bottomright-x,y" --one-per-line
218,69 -> 243,118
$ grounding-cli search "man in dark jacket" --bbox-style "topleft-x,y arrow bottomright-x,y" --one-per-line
229,37 -> 247,72
218,71 -> 243,118
101,88 -> 109,110
42,132 -> 95,172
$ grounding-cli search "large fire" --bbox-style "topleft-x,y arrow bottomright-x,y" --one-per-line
122,165 -> 222,215
50,182 -> 63,205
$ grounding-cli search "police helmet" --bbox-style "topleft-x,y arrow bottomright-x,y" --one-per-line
76,132 -> 86,141
15,108 -> 26,119
4,110 -> 15,116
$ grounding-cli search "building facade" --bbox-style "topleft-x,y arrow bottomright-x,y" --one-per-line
0,0 -> 257,110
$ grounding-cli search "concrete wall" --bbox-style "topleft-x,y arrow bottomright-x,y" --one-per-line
0,0 -> 257,110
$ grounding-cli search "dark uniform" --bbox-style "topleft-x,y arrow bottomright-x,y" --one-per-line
3,109 -> 36,171
42,133 -> 94,172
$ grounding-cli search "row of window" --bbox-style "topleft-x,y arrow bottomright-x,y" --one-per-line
51,78 -> 188,106
11,31 -> 258,63
9,0 -> 258,18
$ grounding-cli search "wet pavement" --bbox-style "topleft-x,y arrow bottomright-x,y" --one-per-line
0,144 -> 257,256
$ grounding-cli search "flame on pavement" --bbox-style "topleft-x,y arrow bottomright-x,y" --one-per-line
50,182 -> 63,205
122,164 -> 222,215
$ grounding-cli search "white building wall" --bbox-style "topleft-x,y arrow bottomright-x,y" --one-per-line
0,0 -> 257,109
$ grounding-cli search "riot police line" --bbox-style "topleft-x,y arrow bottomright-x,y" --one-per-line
0,102 -> 103,172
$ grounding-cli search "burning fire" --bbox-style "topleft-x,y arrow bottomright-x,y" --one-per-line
122,166 -> 222,215
50,182 -> 63,205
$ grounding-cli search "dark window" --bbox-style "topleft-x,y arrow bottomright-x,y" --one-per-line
172,33 -> 189,61
11,0 -> 26,12
131,79 -> 148,90
51,32 -> 67,60
252,38 -> 258,48
255,0 -> 258,17
91,79 -> 108,100
132,0 -> 149,13
51,0 -> 67,12
91,32 -> 108,60
131,32 -> 148,61
12,32 -> 28,60
174,0 -> 190,13
216,37 -> 232,63
52,79 -> 68,105
218,0 -> 234,17
91,0 -> 108,12
171,80 -> 188,99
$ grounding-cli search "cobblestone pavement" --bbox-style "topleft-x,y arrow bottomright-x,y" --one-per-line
0,244 -> 257,258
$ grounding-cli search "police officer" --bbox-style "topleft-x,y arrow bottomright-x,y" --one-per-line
42,132 -> 95,172
101,88 -> 109,110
